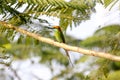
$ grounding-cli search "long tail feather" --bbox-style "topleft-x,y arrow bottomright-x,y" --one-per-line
64,49 -> 74,67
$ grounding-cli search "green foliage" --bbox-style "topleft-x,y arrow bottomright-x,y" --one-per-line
76,55 -> 89,63
0,0 -> 97,66
89,59 -> 110,80
106,71 -> 120,80
95,24 -> 120,35
1,0 -> 120,80
104,0 -> 113,7
103,0 -> 119,10
0,35 -> 9,45
81,24 -> 120,80
8,14 -> 28,26
40,49 -> 69,65
0,0 -> 96,30
80,25 -> 120,51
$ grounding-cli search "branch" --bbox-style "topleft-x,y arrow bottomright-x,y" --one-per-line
9,66 -> 21,80
0,21 -> 120,61
0,60 -> 21,80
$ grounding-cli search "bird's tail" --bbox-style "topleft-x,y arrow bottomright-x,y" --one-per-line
64,49 -> 74,67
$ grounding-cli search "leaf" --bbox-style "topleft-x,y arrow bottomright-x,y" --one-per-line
2,43 -> 12,50
103,0 -> 119,10
106,71 -> 120,80
104,0 -> 113,7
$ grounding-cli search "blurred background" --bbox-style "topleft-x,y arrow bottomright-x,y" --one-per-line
0,0 -> 120,80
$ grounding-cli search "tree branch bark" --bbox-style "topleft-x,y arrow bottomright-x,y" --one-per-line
0,21 -> 120,61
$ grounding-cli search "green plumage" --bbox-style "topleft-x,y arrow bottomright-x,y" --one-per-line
54,29 -> 65,43
53,26 -> 73,67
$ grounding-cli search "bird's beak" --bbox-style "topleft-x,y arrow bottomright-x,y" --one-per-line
45,26 -> 55,29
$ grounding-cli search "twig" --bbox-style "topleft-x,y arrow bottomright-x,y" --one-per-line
9,66 -> 21,80
1,62 -> 21,80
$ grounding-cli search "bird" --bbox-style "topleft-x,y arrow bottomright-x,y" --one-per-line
52,26 -> 73,67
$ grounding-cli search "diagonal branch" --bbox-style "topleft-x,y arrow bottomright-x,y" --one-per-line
0,21 -> 120,61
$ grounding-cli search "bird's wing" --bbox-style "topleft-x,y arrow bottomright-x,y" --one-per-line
59,29 -> 65,43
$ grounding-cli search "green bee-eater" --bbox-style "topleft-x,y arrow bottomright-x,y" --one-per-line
51,26 -> 73,66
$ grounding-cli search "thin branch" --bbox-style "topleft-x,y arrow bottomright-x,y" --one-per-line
0,62 -> 21,80
9,66 -> 21,80
0,21 -> 120,61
